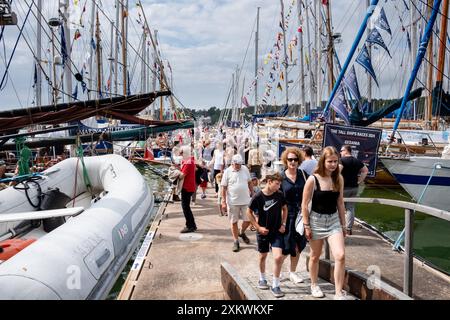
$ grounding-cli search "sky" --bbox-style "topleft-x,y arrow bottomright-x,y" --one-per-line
0,0 -> 438,111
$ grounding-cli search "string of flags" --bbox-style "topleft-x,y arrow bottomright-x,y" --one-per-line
58,0 -> 159,100
260,0 -> 296,105
356,44 -> 379,87
329,6 -> 392,122
353,6 -> 392,88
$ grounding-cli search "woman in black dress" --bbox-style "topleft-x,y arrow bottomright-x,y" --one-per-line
280,147 -> 308,284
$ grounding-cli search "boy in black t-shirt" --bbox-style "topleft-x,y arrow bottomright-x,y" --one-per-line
247,171 -> 288,298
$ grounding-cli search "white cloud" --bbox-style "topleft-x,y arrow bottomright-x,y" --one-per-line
0,0 -> 432,112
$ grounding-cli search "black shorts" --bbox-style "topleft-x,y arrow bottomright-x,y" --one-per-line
250,165 -> 262,179
256,232 -> 284,253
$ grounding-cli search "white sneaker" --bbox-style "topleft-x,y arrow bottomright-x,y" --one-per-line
289,272 -> 304,284
311,284 -> 324,298
333,290 -> 349,300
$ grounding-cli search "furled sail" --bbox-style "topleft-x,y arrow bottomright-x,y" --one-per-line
349,87 -> 423,126
0,91 -> 172,134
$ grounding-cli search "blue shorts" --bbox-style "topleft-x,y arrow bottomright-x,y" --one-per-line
256,232 -> 285,253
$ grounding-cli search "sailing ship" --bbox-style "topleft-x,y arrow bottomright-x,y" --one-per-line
0,0 -> 192,140
239,1 -> 450,191
0,1 -> 192,299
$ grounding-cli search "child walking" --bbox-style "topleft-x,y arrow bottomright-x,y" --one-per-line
247,171 -> 288,298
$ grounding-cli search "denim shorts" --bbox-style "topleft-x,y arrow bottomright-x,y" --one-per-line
310,210 -> 343,240
257,232 -> 284,253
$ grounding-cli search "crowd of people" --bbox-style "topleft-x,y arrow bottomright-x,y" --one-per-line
167,126 -> 367,300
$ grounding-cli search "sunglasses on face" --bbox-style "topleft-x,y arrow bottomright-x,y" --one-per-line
287,158 -> 299,162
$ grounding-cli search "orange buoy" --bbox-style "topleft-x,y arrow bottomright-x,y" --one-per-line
0,238 -> 36,261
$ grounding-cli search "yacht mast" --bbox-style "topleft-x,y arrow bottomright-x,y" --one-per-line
254,7 -> 260,114
109,20 -> 114,97
62,0 -> 72,102
426,0 -> 434,128
410,0 -> 418,120
88,0 -> 96,99
114,0 -> 119,95
121,0 -> 128,96
154,30 -> 164,119
51,28 -> 58,104
315,0 -> 321,108
36,0 -> 42,106
95,11 -> 102,97
297,0 -> 306,116
240,75 -> 246,122
305,1 -> 315,111
435,0 -> 449,129
142,30 -> 147,94
147,38 -> 151,94
436,1 -> 449,81
366,0 -> 372,111
280,0 -> 289,108
325,0 -> 334,117
151,31 -> 157,118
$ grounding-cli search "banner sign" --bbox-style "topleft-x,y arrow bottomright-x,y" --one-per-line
323,124 -> 382,177
278,141 -> 305,157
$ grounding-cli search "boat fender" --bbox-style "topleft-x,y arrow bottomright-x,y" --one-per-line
40,188 -> 71,232
0,238 -> 36,261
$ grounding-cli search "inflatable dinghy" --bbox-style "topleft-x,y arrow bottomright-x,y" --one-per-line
0,154 -> 154,299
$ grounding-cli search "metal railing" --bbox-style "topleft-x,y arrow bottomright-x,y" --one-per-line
386,130 -> 442,157
343,197 -> 450,297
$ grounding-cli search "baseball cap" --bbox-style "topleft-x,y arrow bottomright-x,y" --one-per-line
231,154 -> 244,164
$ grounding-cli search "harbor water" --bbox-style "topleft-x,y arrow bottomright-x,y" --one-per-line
357,186 -> 450,274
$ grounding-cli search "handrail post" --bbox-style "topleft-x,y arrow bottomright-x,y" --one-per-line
404,208 -> 414,297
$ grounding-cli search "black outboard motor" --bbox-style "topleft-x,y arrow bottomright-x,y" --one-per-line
40,188 -> 71,232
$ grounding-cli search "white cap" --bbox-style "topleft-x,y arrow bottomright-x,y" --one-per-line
231,154 -> 244,164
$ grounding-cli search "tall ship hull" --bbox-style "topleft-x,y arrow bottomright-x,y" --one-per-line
381,156 -> 450,211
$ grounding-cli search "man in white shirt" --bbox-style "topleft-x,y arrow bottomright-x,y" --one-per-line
221,154 -> 254,252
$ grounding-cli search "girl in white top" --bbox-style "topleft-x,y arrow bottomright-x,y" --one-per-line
209,142 -> 225,193
211,142 -> 224,171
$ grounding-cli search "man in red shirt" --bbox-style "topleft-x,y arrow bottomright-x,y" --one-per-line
180,146 -> 197,233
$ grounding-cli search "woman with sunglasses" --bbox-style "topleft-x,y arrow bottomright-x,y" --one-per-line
279,147 -> 308,284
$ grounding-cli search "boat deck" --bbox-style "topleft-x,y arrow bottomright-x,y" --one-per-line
119,187 -> 450,300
